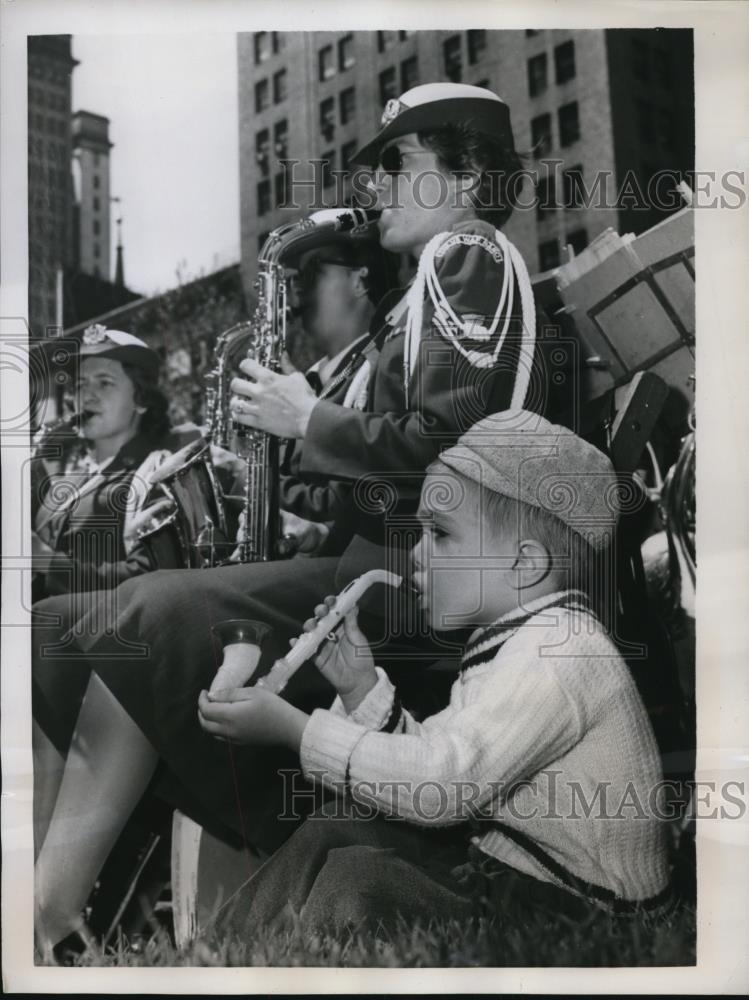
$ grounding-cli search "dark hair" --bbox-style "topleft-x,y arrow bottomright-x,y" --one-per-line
418,123 -> 527,229
121,361 -> 171,438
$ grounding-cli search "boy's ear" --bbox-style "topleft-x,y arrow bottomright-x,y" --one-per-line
511,539 -> 553,589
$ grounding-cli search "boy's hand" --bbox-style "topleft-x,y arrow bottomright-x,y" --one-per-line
197,686 -> 308,752
298,599 -> 377,713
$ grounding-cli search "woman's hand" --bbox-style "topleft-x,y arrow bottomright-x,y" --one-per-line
123,498 -> 174,545
209,444 -> 246,479
280,510 -> 329,556
197,686 -> 308,752
229,357 -> 317,440
298,599 -> 377,713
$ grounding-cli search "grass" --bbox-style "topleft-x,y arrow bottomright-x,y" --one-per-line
60,898 -> 696,968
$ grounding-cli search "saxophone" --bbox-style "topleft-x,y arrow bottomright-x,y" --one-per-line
221,207 -> 380,563
139,208 -> 379,567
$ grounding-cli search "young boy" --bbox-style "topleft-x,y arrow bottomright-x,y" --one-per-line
198,409 -> 671,935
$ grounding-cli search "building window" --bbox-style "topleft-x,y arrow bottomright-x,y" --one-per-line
93,242 -> 101,259
554,40 -> 576,84
562,164 -> 584,208
257,178 -> 271,216
526,29 -> 540,38
636,100 -> 655,143
538,239 -> 559,271
566,228 -> 588,254
320,96 -> 336,140
401,55 -> 419,91
528,52 -> 547,97
631,38 -> 649,81
536,175 -> 556,220
272,32 -> 285,54
338,34 -> 355,71
531,113 -> 552,157
443,35 -> 462,82
254,32 -> 271,65
341,139 -> 359,170
321,149 -> 336,188
93,175 -> 100,189
93,196 -> 100,211
274,170 -> 290,207
379,67 -> 398,105
340,86 -> 356,125
255,31 -> 275,66
256,128 -> 270,175
255,78 -> 270,113
467,29 -> 487,65
319,45 -> 335,81
378,30 -> 397,53
399,31 -> 412,41
93,219 -> 100,235
558,102 -> 580,146
273,68 -> 287,104
653,48 -> 673,88
274,119 -> 288,158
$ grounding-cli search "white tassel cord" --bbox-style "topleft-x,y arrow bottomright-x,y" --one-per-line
342,358 -> 371,410
402,229 -> 537,410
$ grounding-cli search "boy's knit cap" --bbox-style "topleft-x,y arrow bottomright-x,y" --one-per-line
438,410 -> 620,550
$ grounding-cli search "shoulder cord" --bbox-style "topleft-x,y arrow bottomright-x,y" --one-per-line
341,358 -> 371,410
402,229 -> 537,411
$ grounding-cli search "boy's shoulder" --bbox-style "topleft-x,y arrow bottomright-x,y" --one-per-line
501,603 -> 633,692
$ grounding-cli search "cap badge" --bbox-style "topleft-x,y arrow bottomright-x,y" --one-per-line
83,323 -> 108,345
381,99 -> 404,126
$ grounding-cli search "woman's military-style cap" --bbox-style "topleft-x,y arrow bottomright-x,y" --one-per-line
437,409 -> 620,551
79,324 -> 160,378
352,82 -> 516,167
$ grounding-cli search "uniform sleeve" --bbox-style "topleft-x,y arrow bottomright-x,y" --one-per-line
300,644 -> 584,827
299,231 -> 532,483
279,440 -> 352,523
40,541 -> 156,595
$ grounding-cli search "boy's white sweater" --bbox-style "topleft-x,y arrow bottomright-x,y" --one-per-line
300,590 -> 671,908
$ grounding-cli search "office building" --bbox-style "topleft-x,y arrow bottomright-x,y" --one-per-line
237,29 -> 694,290
71,110 -> 113,280
27,35 -> 78,338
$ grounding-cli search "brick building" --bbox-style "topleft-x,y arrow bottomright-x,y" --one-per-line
237,29 -> 694,290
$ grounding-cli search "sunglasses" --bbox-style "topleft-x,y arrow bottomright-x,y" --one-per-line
373,145 -> 433,176
294,256 -> 360,292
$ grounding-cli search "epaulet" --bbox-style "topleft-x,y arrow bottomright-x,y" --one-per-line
434,231 -> 504,265
402,227 -> 537,410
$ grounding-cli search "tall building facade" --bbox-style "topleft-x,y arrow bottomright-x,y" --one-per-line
72,110 -> 113,280
27,35 -> 78,338
237,29 -> 694,290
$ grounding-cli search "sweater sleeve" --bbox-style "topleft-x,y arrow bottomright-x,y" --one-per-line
299,226 -> 532,484
300,644 -> 584,827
